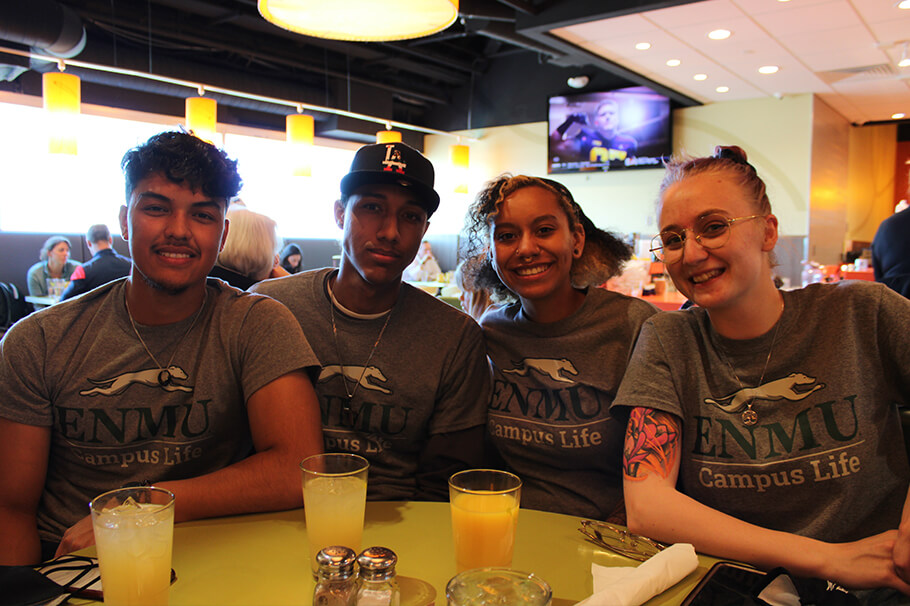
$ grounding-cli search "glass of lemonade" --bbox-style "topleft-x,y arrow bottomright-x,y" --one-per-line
90,486 -> 175,606
301,453 -> 369,576
448,469 -> 521,572
446,568 -> 552,606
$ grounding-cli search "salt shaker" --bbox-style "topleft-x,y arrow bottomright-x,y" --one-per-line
355,546 -> 400,606
313,545 -> 359,606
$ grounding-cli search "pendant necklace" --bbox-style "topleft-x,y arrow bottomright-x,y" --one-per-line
716,297 -> 784,427
328,279 -> 393,428
125,290 -> 208,387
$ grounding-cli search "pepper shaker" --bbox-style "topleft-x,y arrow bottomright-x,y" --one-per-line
313,545 -> 359,606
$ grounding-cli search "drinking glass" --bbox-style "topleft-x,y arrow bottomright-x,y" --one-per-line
90,486 -> 175,606
446,568 -> 551,606
448,469 -> 521,572
301,453 -> 369,575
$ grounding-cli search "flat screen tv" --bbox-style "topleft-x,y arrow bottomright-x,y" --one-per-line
548,86 -> 672,174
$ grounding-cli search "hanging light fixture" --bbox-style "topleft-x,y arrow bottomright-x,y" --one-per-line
43,66 -> 81,155
258,0 -> 458,42
451,143 -> 470,194
185,90 -> 218,143
376,124 -> 402,143
287,109 -> 314,177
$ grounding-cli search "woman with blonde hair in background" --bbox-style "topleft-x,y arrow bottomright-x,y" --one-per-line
210,204 -> 287,290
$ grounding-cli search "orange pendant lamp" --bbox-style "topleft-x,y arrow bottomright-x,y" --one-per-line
287,112 -> 314,177
185,96 -> 218,143
43,71 -> 81,155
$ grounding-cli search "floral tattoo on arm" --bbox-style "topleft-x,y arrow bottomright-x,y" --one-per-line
623,408 -> 681,481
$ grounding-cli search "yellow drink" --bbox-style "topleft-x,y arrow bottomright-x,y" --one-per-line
304,474 -> 368,572
450,491 -> 519,571
92,501 -> 174,606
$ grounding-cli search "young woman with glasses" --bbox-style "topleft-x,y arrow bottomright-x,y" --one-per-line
461,174 -> 658,520
613,146 -> 910,599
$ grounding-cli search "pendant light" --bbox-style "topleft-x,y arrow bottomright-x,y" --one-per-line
287,110 -> 314,177
185,91 -> 217,143
258,0 -> 458,42
451,143 -> 470,194
43,67 -> 81,155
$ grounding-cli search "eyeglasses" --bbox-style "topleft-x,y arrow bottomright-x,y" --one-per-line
650,214 -> 765,263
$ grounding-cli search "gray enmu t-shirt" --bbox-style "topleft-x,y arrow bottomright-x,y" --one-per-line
0,277 -> 319,543
252,268 -> 492,501
481,287 -> 658,519
612,280 -> 910,542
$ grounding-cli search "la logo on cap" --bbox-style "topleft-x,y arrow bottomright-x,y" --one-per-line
382,144 -> 406,174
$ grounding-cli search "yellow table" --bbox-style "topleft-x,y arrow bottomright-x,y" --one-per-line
75,501 -> 718,606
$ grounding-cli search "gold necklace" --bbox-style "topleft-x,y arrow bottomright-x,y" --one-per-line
125,290 -> 208,387
328,280 -> 393,428
715,297 -> 784,426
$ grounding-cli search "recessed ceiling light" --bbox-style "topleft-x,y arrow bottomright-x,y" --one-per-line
898,0 -> 910,9
758,65 -> 779,74
694,73 -> 708,81
666,59 -> 681,67
635,42 -> 651,50
716,86 -> 730,93
708,29 -> 731,40
893,113 -> 907,119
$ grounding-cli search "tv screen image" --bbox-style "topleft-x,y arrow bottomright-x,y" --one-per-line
548,86 -> 672,174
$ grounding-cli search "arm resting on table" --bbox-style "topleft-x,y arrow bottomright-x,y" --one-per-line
0,418 -> 50,566
623,406 -> 910,594
57,370 -> 324,555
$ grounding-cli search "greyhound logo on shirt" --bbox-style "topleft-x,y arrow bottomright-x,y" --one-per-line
502,358 -> 578,383
705,372 -> 826,413
80,365 -> 193,396
318,365 -> 391,394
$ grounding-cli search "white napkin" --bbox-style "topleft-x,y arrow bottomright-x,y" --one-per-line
577,543 -> 699,606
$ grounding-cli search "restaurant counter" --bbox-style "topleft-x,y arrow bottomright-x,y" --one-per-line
74,501 -> 720,605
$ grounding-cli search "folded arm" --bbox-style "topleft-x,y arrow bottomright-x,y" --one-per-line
57,369 -> 324,555
0,418 -> 50,565
623,406 -> 910,594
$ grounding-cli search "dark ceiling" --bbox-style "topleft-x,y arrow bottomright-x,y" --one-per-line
0,0 -> 701,144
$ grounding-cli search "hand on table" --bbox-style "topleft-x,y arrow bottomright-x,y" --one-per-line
55,514 -> 95,558
825,530 -> 910,595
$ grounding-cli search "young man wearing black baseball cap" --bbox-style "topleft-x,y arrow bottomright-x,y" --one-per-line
252,142 -> 491,501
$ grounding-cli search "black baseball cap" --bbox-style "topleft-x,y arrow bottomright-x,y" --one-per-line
340,142 -> 440,216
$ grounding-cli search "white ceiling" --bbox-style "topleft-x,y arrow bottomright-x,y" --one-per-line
551,0 -> 910,125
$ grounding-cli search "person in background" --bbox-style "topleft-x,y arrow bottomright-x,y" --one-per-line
27,236 -> 80,306
872,198 -> 910,299
209,204 -> 287,290
614,146 -> 910,600
550,99 -> 638,167
60,224 -> 131,301
403,239 -> 442,282
452,254 -> 494,322
0,131 -> 323,566
461,174 -> 658,520
279,242 -> 303,275
252,141 -> 491,502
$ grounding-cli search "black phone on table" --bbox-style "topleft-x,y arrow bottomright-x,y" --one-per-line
681,561 -> 767,606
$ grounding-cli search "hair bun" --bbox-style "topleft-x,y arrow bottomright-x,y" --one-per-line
713,145 -> 749,164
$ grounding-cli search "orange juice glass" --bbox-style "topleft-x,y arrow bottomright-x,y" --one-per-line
448,469 -> 521,571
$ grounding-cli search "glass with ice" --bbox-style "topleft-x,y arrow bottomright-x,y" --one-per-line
449,469 -> 521,572
446,568 -> 551,606
90,486 -> 175,606
300,453 -> 369,576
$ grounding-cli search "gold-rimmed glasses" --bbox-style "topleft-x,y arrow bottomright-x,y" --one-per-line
579,519 -> 668,562
650,214 -> 765,264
